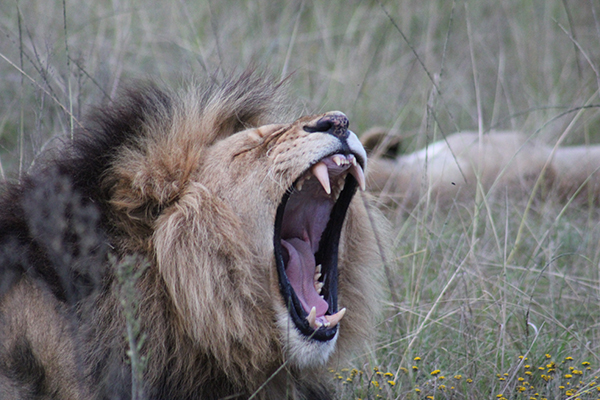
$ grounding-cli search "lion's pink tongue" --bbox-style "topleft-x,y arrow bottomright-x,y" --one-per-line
281,238 -> 329,316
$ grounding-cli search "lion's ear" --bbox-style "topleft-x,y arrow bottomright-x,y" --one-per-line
105,134 -> 205,231
360,127 -> 403,158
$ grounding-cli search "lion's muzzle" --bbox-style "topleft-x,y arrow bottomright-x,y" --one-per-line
273,121 -> 366,343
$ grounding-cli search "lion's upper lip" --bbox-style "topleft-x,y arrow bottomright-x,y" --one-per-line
274,152 -> 364,341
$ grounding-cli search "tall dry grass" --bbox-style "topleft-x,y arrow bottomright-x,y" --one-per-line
2,0 -> 600,398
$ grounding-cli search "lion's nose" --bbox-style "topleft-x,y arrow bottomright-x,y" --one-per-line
303,111 -> 349,139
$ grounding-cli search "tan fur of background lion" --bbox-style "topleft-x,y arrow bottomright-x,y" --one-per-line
0,74 -> 385,400
364,128 -> 600,208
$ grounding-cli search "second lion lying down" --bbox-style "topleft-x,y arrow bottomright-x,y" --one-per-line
364,129 -> 600,207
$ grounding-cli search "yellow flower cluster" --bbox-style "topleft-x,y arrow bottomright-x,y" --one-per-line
330,353 -> 599,399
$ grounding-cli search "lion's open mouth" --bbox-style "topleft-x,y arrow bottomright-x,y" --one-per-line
274,153 -> 366,341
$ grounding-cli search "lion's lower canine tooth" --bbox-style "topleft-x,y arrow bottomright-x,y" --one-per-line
324,308 -> 346,328
311,161 -> 331,194
307,306 -> 318,329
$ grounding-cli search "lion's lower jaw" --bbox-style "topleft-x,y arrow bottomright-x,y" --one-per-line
276,309 -> 339,369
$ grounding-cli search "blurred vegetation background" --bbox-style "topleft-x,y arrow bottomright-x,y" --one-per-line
1,0 -> 599,174
2,0 -> 600,398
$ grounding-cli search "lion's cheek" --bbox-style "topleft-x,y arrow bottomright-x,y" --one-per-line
152,188 -> 279,367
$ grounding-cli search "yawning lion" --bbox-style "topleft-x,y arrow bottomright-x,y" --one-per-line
0,73 -> 385,399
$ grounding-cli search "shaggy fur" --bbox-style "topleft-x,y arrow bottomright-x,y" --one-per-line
363,128 -> 600,208
0,73 -> 384,399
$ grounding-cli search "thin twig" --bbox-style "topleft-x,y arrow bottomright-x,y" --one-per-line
62,0 -> 73,139
281,0 -> 305,82
561,0 -> 583,78
553,18 -> 600,94
378,1 -> 440,96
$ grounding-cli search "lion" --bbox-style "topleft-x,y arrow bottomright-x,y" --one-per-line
0,73 -> 385,400
363,128 -> 600,208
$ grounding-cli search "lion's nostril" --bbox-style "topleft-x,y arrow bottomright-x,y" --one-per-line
303,112 -> 349,139
305,119 -> 334,133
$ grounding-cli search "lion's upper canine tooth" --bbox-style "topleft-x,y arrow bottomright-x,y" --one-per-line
350,163 -> 366,191
324,308 -> 346,328
311,161 -> 331,194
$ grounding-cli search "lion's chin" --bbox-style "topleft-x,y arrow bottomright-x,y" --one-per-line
275,309 -> 339,368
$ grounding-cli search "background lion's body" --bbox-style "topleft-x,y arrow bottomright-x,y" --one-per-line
367,131 -> 600,208
0,75 -> 384,399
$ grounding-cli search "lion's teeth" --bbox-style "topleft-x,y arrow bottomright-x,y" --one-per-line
311,161 -> 331,194
333,155 -> 342,166
332,187 -> 341,202
316,264 -> 322,274
306,306 -> 322,329
295,178 -> 304,191
324,308 -> 346,328
314,271 -> 322,281
350,163 -> 366,191
315,281 -> 324,294
337,179 -> 346,200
